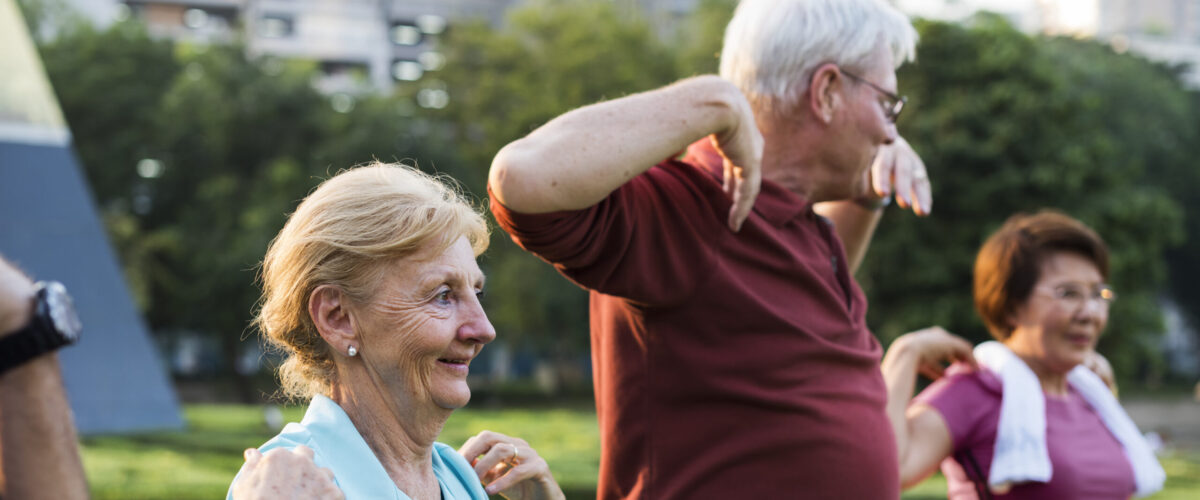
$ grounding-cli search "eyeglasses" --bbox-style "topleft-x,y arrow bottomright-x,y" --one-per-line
1036,283 -> 1117,309
840,69 -> 907,122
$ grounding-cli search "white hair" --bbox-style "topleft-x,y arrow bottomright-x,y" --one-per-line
719,0 -> 917,114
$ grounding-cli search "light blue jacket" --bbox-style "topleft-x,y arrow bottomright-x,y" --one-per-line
227,395 -> 488,500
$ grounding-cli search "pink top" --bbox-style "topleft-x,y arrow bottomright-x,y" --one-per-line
916,366 -> 1136,500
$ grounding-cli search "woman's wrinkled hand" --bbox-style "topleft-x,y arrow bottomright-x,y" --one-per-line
893,326 -> 977,380
232,445 -> 344,500
1083,350 -> 1118,396
459,431 -> 565,500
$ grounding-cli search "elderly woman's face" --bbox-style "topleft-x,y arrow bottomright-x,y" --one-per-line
1007,251 -> 1109,374
354,236 -> 495,410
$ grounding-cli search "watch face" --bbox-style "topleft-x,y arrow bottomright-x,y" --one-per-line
42,282 -> 82,341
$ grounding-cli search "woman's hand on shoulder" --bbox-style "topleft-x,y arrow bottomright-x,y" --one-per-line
1083,350 -> 1118,396
459,430 -> 565,500
232,445 -> 343,500
891,326 -> 977,380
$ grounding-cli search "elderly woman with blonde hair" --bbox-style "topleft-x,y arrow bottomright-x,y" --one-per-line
227,163 -> 564,500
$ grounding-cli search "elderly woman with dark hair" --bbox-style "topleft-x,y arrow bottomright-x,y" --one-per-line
227,163 -> 564,500
883,210 -> 1164,499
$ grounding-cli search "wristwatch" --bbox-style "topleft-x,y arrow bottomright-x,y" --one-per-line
852,194 -> 892,211
0,281 -> 82,375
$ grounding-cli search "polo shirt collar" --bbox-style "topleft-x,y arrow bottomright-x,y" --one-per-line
684,140 -> 811,227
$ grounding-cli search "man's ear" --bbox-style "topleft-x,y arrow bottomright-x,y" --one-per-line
309,285 -> 357,354
807,63 -> 843,124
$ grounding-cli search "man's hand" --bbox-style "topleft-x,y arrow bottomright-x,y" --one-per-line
459,431 -> 565,500
867,136 -> 931,216
232,446 -> 343,500
0,258 -> 35,335
711,93 -> 764,232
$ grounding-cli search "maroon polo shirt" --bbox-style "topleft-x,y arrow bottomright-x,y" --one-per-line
490,140 -> 898,499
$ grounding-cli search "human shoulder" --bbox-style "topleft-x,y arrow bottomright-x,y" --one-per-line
258,424 -> 319,454
916,365 -> 1002,415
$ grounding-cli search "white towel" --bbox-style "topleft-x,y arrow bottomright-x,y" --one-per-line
973,341 -> 1165,497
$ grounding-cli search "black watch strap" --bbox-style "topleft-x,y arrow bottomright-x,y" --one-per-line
0,317 -> 71,376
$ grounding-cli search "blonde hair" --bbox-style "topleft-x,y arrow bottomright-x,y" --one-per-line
720,0 -> 917,115
256,162 -> 489,400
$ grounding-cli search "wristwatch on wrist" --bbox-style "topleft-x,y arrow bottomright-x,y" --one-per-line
0,281 -> 82,375
852,194 -> 892,211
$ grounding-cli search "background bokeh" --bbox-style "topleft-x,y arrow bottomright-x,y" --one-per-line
11,0 -> 1200,497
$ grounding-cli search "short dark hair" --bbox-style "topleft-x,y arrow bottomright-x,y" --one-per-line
973,210 -> 1109,340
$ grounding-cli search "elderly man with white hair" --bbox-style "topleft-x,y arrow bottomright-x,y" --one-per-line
489,0 -> 935,497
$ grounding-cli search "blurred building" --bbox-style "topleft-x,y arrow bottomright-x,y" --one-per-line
894,0 -> 1200,87
118,0 -> 519,94
114,0 -> 713,94
1093,0 -> 1200,87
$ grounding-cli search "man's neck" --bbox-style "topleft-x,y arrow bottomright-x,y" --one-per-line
759,118 -> 828,202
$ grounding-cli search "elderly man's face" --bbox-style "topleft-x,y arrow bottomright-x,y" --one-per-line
826,43 -> 900,199
354,236 -> 495,410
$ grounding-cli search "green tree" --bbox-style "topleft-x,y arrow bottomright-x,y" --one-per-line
436,0 -> 680,368
38,21 -> 180,206
861,15 -> 1189,380
674,0 -> 737,76
37,21 -> 463,399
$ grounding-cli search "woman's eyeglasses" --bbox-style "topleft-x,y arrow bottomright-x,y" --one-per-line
1037,283 -> 1117,309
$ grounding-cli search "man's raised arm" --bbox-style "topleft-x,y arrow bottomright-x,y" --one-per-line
489,75 -> 763,231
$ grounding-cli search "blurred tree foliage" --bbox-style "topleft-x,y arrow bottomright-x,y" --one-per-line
864,15 -> 1194,382
435,0 -> 679,363
32,19 -> 462,398
22,0 -> 1199,389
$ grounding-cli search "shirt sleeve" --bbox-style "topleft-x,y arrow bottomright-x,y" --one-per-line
914,369 -> 999,451
489,160 -> 727,306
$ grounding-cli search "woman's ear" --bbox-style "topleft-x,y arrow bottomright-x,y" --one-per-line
309,285 -> 357,355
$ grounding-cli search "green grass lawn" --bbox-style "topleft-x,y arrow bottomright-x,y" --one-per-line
80,404 -> 1200,499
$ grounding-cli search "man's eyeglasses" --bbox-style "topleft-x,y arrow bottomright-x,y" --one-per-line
1036,283 -> 1117,309
840,69 -> 907,123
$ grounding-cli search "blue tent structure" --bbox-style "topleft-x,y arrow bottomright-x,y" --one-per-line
0,0 -> 183,433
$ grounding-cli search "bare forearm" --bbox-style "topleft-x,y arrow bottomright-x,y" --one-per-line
0,356 -> 88,500
881,338 -> 921,469
489,75 -> 752,213
813,200 -> 883,273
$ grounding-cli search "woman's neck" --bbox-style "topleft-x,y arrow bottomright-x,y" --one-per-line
331,383 -> 452,499
1003,341 -> 1071,397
